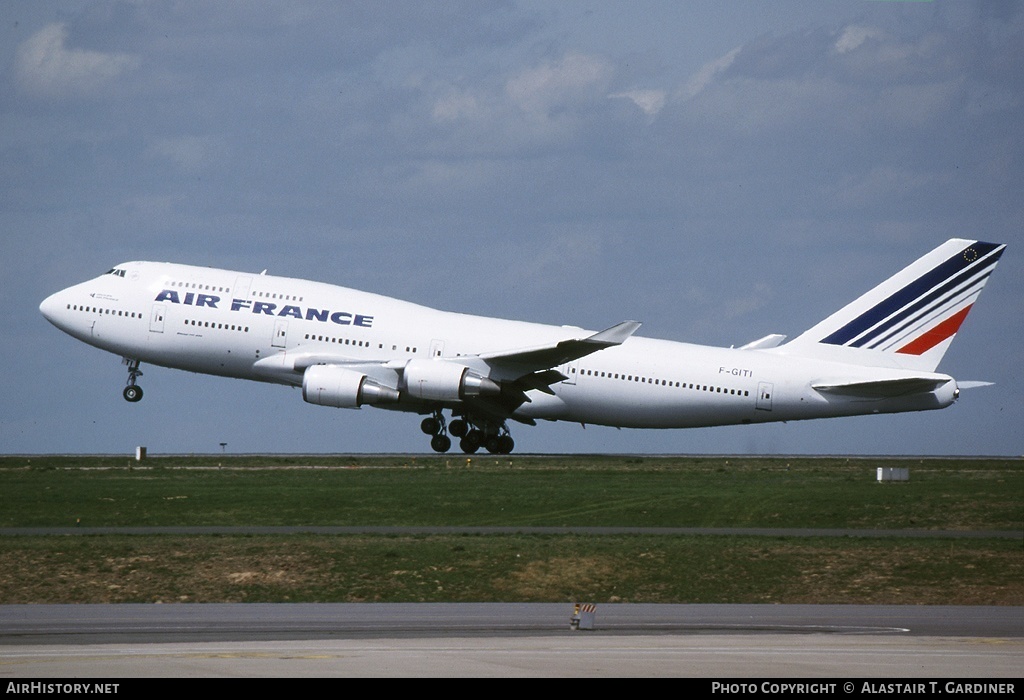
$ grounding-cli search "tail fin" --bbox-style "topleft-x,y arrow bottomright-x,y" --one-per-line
784,239 -> 1005,371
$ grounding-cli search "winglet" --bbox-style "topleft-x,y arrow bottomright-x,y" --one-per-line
584,320 -> 642,346
738,334 -> 786,350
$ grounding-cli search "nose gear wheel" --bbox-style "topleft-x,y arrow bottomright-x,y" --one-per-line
122,358 -> 144,402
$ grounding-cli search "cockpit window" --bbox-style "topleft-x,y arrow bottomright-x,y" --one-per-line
106,268 -> 127,278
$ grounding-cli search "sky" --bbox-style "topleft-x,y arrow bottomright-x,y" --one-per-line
2,1 -> 1022,456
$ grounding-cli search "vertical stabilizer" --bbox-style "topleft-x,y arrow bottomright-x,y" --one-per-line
784,239 -> 1005,371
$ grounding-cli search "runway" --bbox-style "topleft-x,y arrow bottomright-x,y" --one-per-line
2,604 -> 1021,677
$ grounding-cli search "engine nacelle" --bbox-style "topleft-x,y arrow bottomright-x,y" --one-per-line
302,365 -> 400,408
402,359 -> 500,402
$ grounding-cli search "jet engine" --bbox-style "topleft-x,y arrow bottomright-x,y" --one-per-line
402,359 -> 500,401
302,365 -> 400,408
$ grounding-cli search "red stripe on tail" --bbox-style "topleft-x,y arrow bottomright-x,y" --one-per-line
896,305 -> 972,356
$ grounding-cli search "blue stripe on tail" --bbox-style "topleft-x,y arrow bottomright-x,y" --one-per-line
820,241 -> 1003,347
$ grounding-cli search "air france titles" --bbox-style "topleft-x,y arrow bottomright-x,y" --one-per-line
153,291 -> 373,328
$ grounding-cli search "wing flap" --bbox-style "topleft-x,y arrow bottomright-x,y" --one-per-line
512,369 -> 568,395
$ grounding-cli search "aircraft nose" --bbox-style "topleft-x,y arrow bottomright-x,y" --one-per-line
39,291 -> 64,325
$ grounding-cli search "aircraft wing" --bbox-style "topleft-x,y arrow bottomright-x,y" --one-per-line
256,321 -> 641,400
443,320 -> 640,408
812,376 -> 951,398
478,320 -> 642,373
254,352 -> 402,388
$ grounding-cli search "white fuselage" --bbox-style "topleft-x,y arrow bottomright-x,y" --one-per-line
39,261 -> 958,432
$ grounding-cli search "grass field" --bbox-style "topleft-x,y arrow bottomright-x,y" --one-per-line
1,454 -> 1021,604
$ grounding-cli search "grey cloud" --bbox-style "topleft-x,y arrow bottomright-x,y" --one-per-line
15,23 -> 139,98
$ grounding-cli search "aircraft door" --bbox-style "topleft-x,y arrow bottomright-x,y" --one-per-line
149,304 -> 166,333
233,275 -> 253,300
756,382 -> 774,411
272,319 -> 288,348
429,339 -> 445,358
561,360 -> 580,385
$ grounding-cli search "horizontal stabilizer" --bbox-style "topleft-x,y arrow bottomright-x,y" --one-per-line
957,380 -> 994,390
812,376 -> 950,398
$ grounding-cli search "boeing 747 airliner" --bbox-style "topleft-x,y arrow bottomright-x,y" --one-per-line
40,239 -> 1004,453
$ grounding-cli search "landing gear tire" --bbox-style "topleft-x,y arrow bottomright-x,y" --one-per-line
497,435 -> 514,454
460,430 -> 482,454
123,358 -> 144,402
430,434 -> 452,453
421,417 -> 442,435
449,419 -> 468,438
483,435 -> 515,454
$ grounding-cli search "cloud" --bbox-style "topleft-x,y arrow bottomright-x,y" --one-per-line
825,165 -> 950,209
833,25 -> 885,55
671,22 -> 982,137
15,23 -> 139,98
432,91 -> 483,122
677,46 -> 740,101
505,52 -> 613,117
425,51 -> 626,149
147,135 -> 228,173
608,89 -> 666,117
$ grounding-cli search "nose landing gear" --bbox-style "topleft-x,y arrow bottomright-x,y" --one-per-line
122,358 -> 144,402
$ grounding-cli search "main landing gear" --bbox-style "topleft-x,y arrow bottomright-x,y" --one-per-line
421,410 -> 515,454
122,358 -> 144,402
420,412 -> 451,453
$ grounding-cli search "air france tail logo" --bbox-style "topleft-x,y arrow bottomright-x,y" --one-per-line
153,290 -> 374,328
820,241 -> 1003,354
